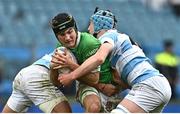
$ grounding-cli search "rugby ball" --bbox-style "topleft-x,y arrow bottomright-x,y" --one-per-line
56,47 -> 77,74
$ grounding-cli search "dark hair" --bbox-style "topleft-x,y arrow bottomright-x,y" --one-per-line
164,40 -> 173,48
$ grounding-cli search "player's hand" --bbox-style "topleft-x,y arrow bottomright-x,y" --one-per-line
112,69 -> 130,89
50,49 -> 63,69
51,49 -> 74,69
58,73 -> 74,87
97,83 -> 119,96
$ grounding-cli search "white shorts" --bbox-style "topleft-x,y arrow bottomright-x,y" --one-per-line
76,83 -> 121,112
7,65 -> 67,112
125,75 -> 171,112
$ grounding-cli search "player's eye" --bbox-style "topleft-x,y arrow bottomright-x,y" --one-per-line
59,33 -> 65,36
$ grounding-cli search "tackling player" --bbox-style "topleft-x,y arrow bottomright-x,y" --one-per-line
59,8 -> 172,113
2,53 -> 72,113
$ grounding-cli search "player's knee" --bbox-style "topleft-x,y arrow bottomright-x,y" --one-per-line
87,102 -> 101,113
2,104 -> 17,113
111,104 -> 130,113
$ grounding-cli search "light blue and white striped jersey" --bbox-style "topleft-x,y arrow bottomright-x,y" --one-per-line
33,52 -> 53,69
99,29 -> 162,86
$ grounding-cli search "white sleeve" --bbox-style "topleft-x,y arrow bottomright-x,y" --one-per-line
99,37 -> 115,47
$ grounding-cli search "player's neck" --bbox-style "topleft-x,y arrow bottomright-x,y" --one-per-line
97,30 -> 107,38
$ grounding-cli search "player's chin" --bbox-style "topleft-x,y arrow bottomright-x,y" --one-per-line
66,42 -> 75,48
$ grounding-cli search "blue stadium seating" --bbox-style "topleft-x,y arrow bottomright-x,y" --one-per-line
0,0 -> 179,49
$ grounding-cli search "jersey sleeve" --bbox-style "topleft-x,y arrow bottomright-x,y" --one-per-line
99,32 -> 117,47
33,52 -> 53,69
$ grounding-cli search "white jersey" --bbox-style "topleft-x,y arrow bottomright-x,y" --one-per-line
99,30 -> 162,85
6,52 -> 68,112
33,52 -> 53,69
100,30 -> 171,112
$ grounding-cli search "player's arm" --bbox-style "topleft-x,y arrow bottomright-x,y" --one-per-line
49,50 -> 65,87
71,42 -> 113,80
49,49 -> 77,86
52,49 -> 79,70
50,49 -> 100,86
52,48 -> 119,96
77,72 -> 99,86
59,42 -> 113,86
50,69 -> 61,87
93,69 -> 130,97
112,69 -> 130,89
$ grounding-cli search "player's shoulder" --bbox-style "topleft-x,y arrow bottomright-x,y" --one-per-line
78,32 -> 100,54
80,32 -> 100,44
99,30 -> 118,41
119,32 -> 130,39
81,32 -> 96,39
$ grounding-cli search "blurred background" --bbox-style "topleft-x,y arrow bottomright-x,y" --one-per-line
0,0 -> 180,112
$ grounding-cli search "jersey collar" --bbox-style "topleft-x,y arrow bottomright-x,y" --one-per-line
74,31 -> 81,48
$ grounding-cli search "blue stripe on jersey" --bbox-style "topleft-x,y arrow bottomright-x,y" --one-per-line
131,69 -> 161,85
111,40 -> 132,68
121,57 -> 149,83
121,40 -> 132,53
111,54 -> 121,68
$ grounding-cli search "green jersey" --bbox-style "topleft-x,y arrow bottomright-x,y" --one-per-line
57,32 -> 113,84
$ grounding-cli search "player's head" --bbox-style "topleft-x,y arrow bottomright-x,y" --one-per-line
88,7 -> 117,36
50,13 -> 78,48
163,39 -> 174,53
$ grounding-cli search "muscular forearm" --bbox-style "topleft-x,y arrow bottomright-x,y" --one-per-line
71,63 -> 100,86
69,62 -> 79,71
72,54 -> 103,80
112,69 -> 130,89
71,43 -> 112,80
77,74 -> 118,97
93,83 -> 120,97
77,72 -> 99,86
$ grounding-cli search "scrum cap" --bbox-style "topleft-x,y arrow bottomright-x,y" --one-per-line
91,8 -> 117,33
51,13 -> 77,35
